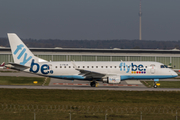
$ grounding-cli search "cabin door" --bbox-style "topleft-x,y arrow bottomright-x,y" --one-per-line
150,64 -> 155,74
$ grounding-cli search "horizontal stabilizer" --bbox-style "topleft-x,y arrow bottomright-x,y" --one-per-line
5,62 -> 30,70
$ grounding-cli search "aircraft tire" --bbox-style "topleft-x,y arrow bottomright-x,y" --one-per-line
90,81 -> 96,87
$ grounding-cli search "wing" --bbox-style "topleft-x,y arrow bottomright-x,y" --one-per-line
76,68 -> 105,78
71,61 -> 105,78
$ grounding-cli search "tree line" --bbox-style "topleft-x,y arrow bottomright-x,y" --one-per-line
0,38 -> 180,49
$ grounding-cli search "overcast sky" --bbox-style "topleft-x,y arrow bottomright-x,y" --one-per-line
0,0 -> 180,40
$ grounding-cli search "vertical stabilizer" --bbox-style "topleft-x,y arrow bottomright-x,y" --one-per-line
0,62 -> 5,66
7,33 -> 46,66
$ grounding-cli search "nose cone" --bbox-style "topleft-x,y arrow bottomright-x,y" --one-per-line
172,71 -> 178,77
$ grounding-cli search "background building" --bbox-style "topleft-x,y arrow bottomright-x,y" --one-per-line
0,48 -> 180,69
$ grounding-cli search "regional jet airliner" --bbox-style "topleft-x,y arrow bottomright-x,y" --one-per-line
6,33 -> 178,88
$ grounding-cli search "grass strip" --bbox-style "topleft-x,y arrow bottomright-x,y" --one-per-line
0,89 -> 180,107
0,70 -> 19,73
0,89 -> 179,119
141,81 -> 180,88
0,112 -> 177,120
0,76 -> 45,85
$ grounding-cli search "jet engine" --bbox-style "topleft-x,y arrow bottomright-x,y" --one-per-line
102,76 -> 121,84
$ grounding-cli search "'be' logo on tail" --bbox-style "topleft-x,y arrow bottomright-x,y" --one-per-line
30,59 -> 53,74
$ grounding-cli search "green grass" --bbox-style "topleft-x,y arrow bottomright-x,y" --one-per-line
0,70 -> 19,73
0,76 -> 45,85
0,112 -> 177,120
0,89 -> 179,119
0,89 -> 180,106
142,81 -> 180,88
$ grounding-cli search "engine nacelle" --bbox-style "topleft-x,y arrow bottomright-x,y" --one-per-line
102,76 -> 121,84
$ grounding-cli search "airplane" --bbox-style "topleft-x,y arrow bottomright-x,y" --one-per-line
6,33 -> 178,88
0,62 -> 5,69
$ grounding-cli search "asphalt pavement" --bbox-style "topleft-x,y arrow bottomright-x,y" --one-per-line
0,69 -> 180,91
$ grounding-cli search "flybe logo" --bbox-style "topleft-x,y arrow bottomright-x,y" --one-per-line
14,44 -> 32,65
119,62 -> 146,74
14,44 -> 53,75
30,59 -> 53,74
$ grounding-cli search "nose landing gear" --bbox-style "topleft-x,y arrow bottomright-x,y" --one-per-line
154,82 -> 157,88
153,79 -> 159,88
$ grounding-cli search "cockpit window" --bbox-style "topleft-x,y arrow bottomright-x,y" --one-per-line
161,65 -> 168,68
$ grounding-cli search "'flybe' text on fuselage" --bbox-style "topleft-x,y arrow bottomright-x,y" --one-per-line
119,62 -> 146,74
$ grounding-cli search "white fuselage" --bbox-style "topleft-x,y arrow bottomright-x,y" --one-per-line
25,61 -> 177,81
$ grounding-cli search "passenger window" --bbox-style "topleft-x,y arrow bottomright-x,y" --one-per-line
119,66 -> 121,68
92,66 -> 93,68
106,66 -> 108,68
69,66 -> 71,68
145,66 -> 147,68
64,66 -> 66,68
83,66 -> 85,68
128,66 -> 130,68
87,66 -> 89,68
60,66 -> 62,68
114,66 -> 116,68
96,66 -> 98,68
110,66 -> 112,68
124,66 -> 125,68
78,66 -> 80,68
101,66 -> 103,68
55,66 -> 57,68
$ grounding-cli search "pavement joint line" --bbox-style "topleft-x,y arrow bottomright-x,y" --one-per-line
42,77 -> 48,86
52,83 -> 138,86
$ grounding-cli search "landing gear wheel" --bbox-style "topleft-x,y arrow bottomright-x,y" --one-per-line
90,81 -> 97,87
154,84 -> 157,88
154,81 -> 157,88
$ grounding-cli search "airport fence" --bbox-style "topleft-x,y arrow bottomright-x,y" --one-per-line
0,103 -> 180,120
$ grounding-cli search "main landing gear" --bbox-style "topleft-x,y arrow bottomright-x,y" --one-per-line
90,81 -> 99,87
